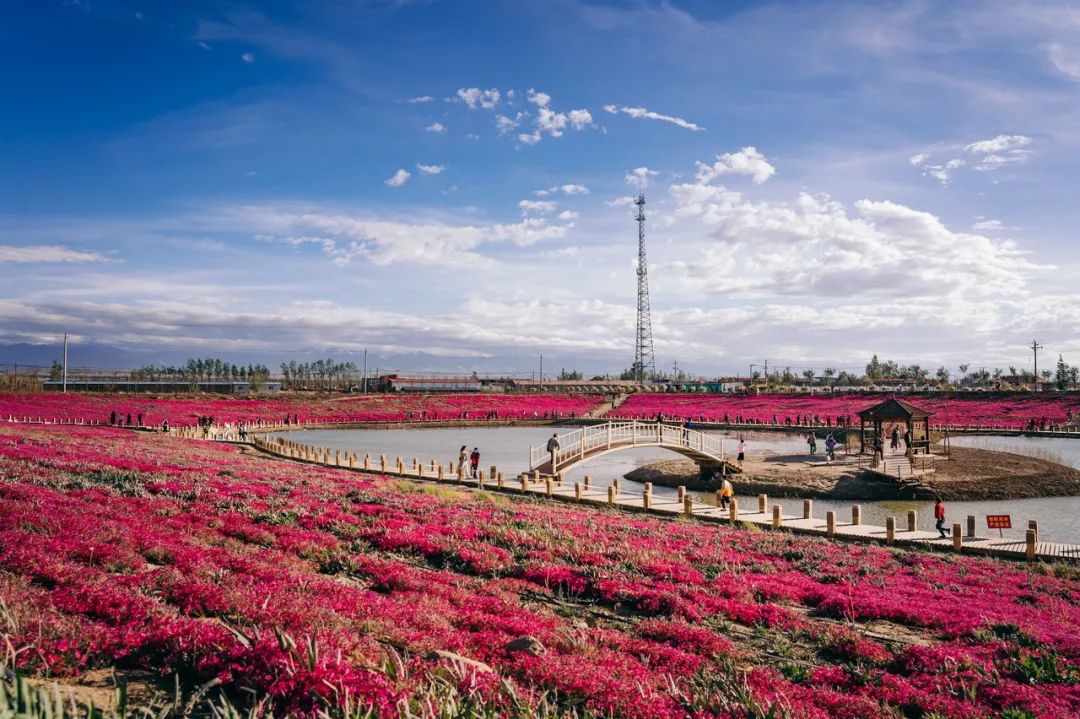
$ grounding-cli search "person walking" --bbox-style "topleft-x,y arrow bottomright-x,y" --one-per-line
737,437 -> 747,468
458,445 -> 468,477
873,434 -> 884,466
546,433 -> 560,471
824,433 -> 837,463
719,477 -> 734,510
469,448 -> 480,479
807,432 -> 817,456
934,497 -> 948,539
890,427 -> 900,452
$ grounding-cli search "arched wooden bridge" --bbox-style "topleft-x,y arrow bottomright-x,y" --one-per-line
530,421 -> 730,475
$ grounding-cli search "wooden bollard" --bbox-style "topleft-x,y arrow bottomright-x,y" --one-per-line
556,472 -> 564,486
490,464 -> 497,481
437,465 -> 445,481
886,517 -> 895,545
1028,520 -> 1039,543
607,486 -> 615,504
380,455 -> 386,471
826,511 -> 836,536
574,482 -> 582,501
729,498 -> 738,522
907,510 -> 917,532
772,504 -> 782,528
684,496 -> 693,517
643,489 -> 651,510
417,463 -> 424,478
431,459 -> 437,472
348,454 -> 355,469
334,450 -> 340,465
758,494 -> 767,514
477,470 -> 484,488
584,475 -> 591,489
364,453 -> 371,470
1025,529 -> 1037,560
545,478 -> 553,497
677,485 -> 686,502
852,505 -> 861,526
396,458 -> 404,474
612,479 -> 619,494
521,475 -> 528,492
497,471 -> 504,488
952,523 -> 962,551
966,515 -> 975,538
532,469 -> 540,481
803,499 -> 813,519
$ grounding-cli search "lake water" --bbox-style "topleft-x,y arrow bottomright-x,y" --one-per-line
274,426 -> 1080,544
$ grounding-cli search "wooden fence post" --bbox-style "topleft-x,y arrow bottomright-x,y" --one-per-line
1025,529 -> 1037,560
826,511 -> 836,537
966,515 -> 975,538
886,517 -> 896,545
545,478 -> 553,497
607,485 -> 615,504
574,482 -> 582,501
497,471 -> 504,488
677,486 -> 686,503
803,499 -> 813,519
684,496 -> 693,517
907,510 -> 917,532
1028,520 -> 1038,543
729,498 -> 738,522
772,504 -> 782,528
758,494 -> 767,514
952,523 -> 962,551
852,505 -> 861,526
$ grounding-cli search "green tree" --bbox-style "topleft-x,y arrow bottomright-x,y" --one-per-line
1055,355 -> 1070,391
48,360 -> 63,381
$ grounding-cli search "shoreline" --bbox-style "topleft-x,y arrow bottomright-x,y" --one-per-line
625,446 -> 1080,501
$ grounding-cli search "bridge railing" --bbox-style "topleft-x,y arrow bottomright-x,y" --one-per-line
530,421 -> 727,472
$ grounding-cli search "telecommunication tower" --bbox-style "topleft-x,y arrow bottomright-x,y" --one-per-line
633,194 -> 656,383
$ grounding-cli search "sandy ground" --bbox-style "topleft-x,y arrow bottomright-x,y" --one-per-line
626,446 -> 1080,500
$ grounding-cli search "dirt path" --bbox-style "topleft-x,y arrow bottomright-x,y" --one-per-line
626,446 -> 1080,500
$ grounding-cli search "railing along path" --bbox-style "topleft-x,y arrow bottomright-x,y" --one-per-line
529,421 -> 727,474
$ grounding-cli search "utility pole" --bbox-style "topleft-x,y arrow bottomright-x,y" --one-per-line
673,359 -> 679,381
362,348 -> 368,393
749,363 -> 756,388
1029,339 -> 1043,389
764,359 -> 769,388
539,354 -> 543,387
62,333 -> 68,393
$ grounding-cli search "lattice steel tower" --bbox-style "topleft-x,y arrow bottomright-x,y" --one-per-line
633,194 -> 656,382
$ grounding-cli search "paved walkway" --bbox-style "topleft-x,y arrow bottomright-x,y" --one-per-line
248,435 -> 1079,563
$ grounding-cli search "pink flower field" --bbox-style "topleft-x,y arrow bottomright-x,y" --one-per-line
613,392 -> 1080,428
0,392 -> 603,427
1,425 -> 1078,717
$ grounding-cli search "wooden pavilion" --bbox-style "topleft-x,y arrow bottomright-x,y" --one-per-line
857,398 -> 933,455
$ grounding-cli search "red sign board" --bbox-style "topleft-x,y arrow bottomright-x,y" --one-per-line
986,515 -> 1012,529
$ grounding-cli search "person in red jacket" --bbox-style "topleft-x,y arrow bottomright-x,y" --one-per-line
934,498 -> 948,538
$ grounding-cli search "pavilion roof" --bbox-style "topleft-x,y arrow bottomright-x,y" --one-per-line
857,397 -> 933,421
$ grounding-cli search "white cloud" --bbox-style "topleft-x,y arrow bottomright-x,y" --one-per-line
0,245 -> 107,264
510,90 -> 594,144
534,184 -> 590,197
425,122 -> 446,134
973,219 -> 1003,231
603,104 -> 703,131
384,169 -> 411,187
695,147 -> 775,185
964,134 -> 1032,154
568,109 -> 593,130
606,196 -> 636,207
557,210 -> 580,221
625,167 -> 659,188
963,134 -> 1033,172
415,163 -> 445,175
495,114 -> 521,135
518,200 -> 557,215
240,52 -> 255,63
909,153 -> 929,166
1047,42 -> 1080,80
254,207 -> 568,268
406,96 -> 434,104
455,88 -> 500,109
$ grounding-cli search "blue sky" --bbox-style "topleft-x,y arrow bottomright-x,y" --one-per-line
2,0 -> 1080,375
